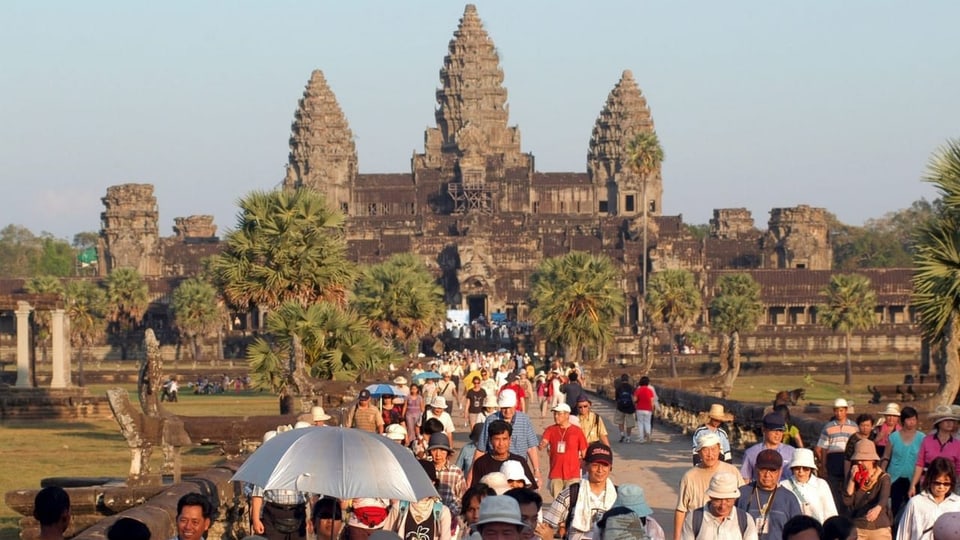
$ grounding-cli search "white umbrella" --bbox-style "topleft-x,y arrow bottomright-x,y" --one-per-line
232,426 -> 438,502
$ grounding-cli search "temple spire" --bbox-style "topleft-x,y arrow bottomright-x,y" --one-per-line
283,70 -> 357,213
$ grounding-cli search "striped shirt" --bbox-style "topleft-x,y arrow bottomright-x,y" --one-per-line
434,462 -> 466,520
477,411 -> 539,457
250,485 -> 306,505
816,419 -> 858,453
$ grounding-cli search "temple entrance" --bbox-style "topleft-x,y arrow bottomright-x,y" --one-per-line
467,295 -> 486,322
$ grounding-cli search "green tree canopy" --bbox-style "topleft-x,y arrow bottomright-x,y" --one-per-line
529,251 -> 625,362
645,269 -> 702,377
104,267 -> 149,360
25,275 -> 65,363
171,278 -> 224,361
64,280 -> 107,386
709,272 -> 763,395
819,273 -> 878,386
353,253 -> 445,354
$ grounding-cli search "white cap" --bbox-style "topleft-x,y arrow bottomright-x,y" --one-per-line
431,396 -> 449,410
294,421 -> 312,429
551,403 -> 572,413
385,424 -> 407,440
696,432 -> 722,451
498,389 -> 518,409
833,398 -> 849,409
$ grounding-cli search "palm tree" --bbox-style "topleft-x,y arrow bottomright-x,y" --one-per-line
64,280 -> 106,386
353,253 -> 445,354
709,272 -> 764,396
24,275 -> 64,364
913,138 -> 960,406
212,188 -> 355,312
818,273 -> 878,386
529,251 -> 625,363
103,268 -> 149,360
171,278 -> 223,362
625,131 -> 664,319
645,269 -> 702,378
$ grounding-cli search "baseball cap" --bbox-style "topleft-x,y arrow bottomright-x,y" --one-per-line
762,412 -> 786,431
756,449 -> 783,471
584,442 -> 613,466
358,389 -> 371,401
552,403 -> 572,413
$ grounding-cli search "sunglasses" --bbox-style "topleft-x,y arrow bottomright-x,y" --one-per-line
933,481 -> 953,487
577,405 -> 590,409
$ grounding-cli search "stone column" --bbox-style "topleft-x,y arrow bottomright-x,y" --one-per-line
14,302 -> 33,388
50,309 -> 68,388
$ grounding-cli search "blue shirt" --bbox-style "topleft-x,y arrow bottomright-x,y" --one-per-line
456,441 -> 478,475
741,443 -> 796,482
736,484 -> 802,540
477,411 -> 539,456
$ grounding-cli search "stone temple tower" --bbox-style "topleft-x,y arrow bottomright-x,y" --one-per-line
416,4 -> 532,214
282,70 -> 358,214
587,70 -> 662,218
762,205 -> 833,270
98,184 -> 163,277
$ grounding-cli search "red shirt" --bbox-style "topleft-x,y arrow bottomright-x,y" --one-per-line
634,386 -> 655,412
542,424 -> 588,480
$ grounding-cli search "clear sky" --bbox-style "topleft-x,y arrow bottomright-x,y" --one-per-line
2,1 -> 957,241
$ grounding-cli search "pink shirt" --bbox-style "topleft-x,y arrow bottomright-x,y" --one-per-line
915,432 -> 960,473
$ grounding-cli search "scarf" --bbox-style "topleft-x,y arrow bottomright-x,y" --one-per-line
855,467 -> 882,491
569,478 -> 617,533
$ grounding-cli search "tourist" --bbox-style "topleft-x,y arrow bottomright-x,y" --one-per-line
311,405 -> 331,427
501,460 -> 533,490
735,449 -> 802,540
591,484 -> 665,540
34,486 -> 71,540
174,493 -> 213,540
479,472 -> 511,495
692,404 -> 734,464
897,457 -> 960,540
473,390 -> 541,486
843,413 -> 876,477
413,418 -> 447,460
873,403 -> 901,459
423,396 -> 456,448
674,432 -> 744,540
384,423 -> 408,446
780,515 -> 821,540
456,423 -> 484,476
560,371 -> 587,410
680,472 -> 757,540
772,404 -> 803,449
535,372 -> 549,419
428,432 -> 467,527
613,374 -> 637,443
313,497 -> 343,540
500,373 -> 528,413
345,497 -> 391,540
741,412 -> 796,483
349,389 -> 384,434
778,448 -> 837,523
842,439 -> 892,539
474,496 -> 530,540
820,516 -> 856,540
383,460 -> 452,540
633,376 -> 657,443
464,377 -> 487,427
406,384 -> 426,439
911,405 -> 960,496
575,396 -> 611,446
468,420 -> 537,490
458,485 -> 495,540
881,406 -> 922,518
815,398 -> 858,510
251,431 -> 309,540
517,372 -> 535,416
438,372 -> 460,413
539,443 -> 618,540
504,488 -> 542,540
539,403 -> 588,497
107,517 -> 151,540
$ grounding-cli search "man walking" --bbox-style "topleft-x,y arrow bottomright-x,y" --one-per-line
575,396 -> 610,446
735,450 -> 802,540
539,443 -> 618,540
814,398 -> 857,509
741,412 -> 796,483
174,493 -> 214,540
349,389 -> 384,434
613,374 -> 637,443
681,472 -> 758,540
474,390 -> 542,487
539,403 -> 588,497
633,376 -> 656,443
674,433 -> 744,540
33,486 -> 71,540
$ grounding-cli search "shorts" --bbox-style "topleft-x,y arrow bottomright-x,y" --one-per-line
614,410 -> 637,428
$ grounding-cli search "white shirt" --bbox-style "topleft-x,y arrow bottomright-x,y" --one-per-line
897,491 -> 960,540
779,476 -> 838,523
681,505 -> 758,540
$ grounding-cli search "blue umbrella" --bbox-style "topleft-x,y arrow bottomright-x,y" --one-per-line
412,371 -> 443,383
366,383 -> 405,397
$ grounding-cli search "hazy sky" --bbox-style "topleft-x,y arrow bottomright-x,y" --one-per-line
2,1 -> 958,241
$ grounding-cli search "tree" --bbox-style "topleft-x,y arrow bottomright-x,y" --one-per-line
645,269 -> 702,378
212,188 -> 355,312
35,234 -> 75,276
353,253 -> 445,354
24,275 -> 65,364
529,251 -> 625,363
913,138 -> 960,406
104,268 -> 149,360
818,273 -> 878,386
64,280 -> 106,386
625,131 -> 664,312
709,272 -> 764,396
171,278 -> 223,361
247,302 -> 397,394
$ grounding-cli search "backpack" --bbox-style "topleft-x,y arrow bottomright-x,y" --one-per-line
615,386 -> 635,414
562,482 -> 618,537
692,507 -> 748,538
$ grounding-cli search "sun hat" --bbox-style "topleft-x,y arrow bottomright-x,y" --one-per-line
552,403 -> 572,413
475,495 -> 528,528
431,396 -> 449,410
762,412 -> 786,431
932,405 -> 960,427
788,448 -> 817,470
393,376 -> 408,385
584,442 -> 613,466
756,449 -> 784,471
262,430 -> 278,444
498,389 -> 518,409
482,394 -> 499,408
499,460 -> 532,486
427,432 -> 452,452
881,403 -> 901,417
613,484 -> 653,517
385,424 -> 407,441
933,512 -> 960,539
833,398 -> 849,409
695,432 -> 722,452
478,472 -> 511,495
294,421 -> 312,429
705,472 -> 741,499
311,406 -> 331,422
706,404 -> 734,422
851,439 -> 880,462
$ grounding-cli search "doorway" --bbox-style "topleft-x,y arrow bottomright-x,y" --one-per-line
467,295 -> 487,322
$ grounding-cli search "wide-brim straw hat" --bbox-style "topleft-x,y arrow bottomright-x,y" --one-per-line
881,403 -> 901,417
705,404 -> 734,422
311,406 -> 331,422
932,405 -> 960,427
